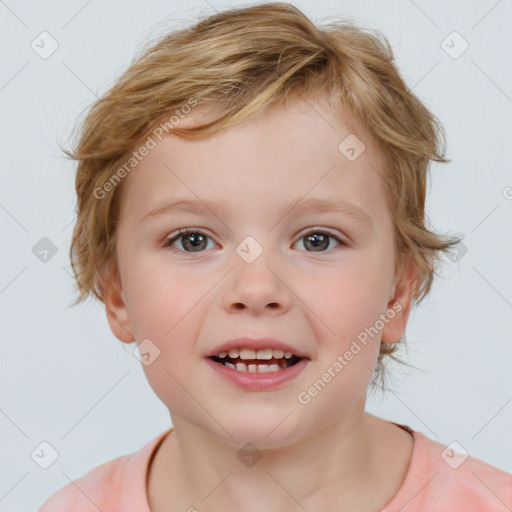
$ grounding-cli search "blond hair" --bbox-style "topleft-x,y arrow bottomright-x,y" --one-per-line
62,2 -> 462,393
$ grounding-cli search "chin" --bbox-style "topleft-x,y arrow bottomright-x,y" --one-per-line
210,415 -> 301,450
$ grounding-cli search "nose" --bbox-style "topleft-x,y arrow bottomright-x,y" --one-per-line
222,253 -> 293,315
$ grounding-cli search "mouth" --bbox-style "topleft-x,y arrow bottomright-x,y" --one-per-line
209,348 -> 304,373
206,348 -> 309,391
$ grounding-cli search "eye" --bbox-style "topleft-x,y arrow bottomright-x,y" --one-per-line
294,229 -> 345,252
162,227 -> 347,253
162,229 -> 217,253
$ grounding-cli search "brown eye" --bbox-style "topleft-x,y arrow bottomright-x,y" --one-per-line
162,228 -> 345,254
163,229 -> 214,252
296,230 -> 344,252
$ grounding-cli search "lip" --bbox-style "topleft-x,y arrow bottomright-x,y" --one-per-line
204,336 -> 310,359
205,356 -> 309,391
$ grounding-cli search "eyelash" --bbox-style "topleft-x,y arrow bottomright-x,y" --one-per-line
162,228 -> 347,253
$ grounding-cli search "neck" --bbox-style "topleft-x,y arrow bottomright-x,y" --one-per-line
148,407 -> 410,512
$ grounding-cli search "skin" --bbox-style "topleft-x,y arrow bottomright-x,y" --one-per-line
104,95 -> 419,511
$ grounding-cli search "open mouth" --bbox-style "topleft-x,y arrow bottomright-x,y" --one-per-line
209,348 -> 303,373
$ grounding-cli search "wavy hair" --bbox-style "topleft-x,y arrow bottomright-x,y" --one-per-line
61,2 -> 463,393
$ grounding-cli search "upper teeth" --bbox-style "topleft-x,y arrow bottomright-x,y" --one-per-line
218,348 -> 294,359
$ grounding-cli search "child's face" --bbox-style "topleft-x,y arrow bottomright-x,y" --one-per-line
107,96 -> 415,447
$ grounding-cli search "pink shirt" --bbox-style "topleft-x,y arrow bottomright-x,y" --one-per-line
39,423 -> 512,511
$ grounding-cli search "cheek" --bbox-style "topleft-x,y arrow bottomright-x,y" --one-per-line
126,270 -> 208,414
121,250 -> 212,344
303,260 -> 390,347
128,280 -> 199,350
121,249 -> 190,338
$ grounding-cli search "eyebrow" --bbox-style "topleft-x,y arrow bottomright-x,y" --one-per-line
142,196 -> 374,229
277,196 -> 373,229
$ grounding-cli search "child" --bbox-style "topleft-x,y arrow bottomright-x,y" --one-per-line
40,2 -> 512,511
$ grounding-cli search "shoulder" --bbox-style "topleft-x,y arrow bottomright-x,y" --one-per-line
38,429 -> 171,512
422,433 -> 512,508
381,423 -> 512,512
387,428 -> 512,511
38,453 -> 131,511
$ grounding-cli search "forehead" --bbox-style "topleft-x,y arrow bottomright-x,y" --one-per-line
118,96 -> 390,225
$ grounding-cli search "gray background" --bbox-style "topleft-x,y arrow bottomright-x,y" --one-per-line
1,0 -> 511,510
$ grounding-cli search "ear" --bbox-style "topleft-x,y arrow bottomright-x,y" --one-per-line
98,265 -> 135,344
381,256 -> 419,344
